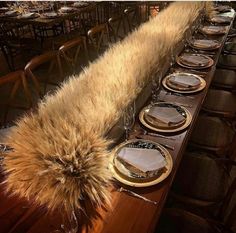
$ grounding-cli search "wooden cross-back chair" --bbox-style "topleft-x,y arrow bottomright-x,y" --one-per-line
189,115 -> 235,156
0,70 -> 32,126
108,14 -> 126,42
87,23 -> 110,58
170,150 -> 236,221
58,36 -> 89,75
24,51 -> 63,98
212,69 -> 236,91
123,6 -> 140,33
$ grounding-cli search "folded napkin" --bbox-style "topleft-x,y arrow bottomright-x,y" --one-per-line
147,106 -> 185,125
117,147 -> 167,173
60,7 -> 75,12
180,54 -> 209,66
43,12 -> 58,18
211,16 -> 231,23
73,2 -> 89,7
203,26 -> 226,33
193,39 -> 219,48
21,13 -> 36,18
169,75 -> 200,88
5,10 -> 17,16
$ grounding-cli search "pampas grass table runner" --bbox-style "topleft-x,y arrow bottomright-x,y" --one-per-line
2,1 -> 214,220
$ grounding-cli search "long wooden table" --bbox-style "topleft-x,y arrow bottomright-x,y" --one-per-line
0,10 -> 235,233
0,3 -> 97,27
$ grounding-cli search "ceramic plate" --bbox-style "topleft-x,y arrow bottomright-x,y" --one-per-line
176,54 -> 214,69
109,139 -> 173,187
162,72 -> 206,94
139,102 -> 192,133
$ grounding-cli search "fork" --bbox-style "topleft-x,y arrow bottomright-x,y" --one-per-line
135,136 -> 174,150
118,187 -> 158,205
165,91 -> 195,99
140,129 -> 175,140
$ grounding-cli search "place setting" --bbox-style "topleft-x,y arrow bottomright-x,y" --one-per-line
109,138 -> 173,188
18,12 -> 40,19
41,12 -> 60,19
59,6 -> 77,14
208,15 -> 231,24
162,72 -> 206,94
189,38 -> 221,51
0,10 -> 20,18
200,25 -> 228,35
176,53 -> 214,70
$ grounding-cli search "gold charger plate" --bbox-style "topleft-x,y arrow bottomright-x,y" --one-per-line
189,39 -> 221,51
209,16 -> 231,24
162,72 -> 206,94
109,139 -> 173,187
176,54 -> 214,70
139,102 -> 192,133
200,26 -> 228,35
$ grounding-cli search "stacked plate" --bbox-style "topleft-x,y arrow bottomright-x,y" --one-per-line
59,6 -> 76,13
200,25 -> 228,35
42,12 -> 58,19
0,10 -> 19,17
73,2 -> 89,8
162,72 -> 206,94
139,102 -> 192,133
214,5 -> 232,13
209,15 -> 231,24
190,39 -> 221,51
20,12 -> 39,19
177,53 -> 214,69
110,139 -> 173,187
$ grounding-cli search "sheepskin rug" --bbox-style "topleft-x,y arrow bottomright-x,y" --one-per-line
3,2 -> 209,215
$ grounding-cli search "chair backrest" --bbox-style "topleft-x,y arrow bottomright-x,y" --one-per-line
24,51 -> 62,97
158,208 -> 217,233
58,36 -> 88,75
124,6 -> 139,33
79,3 -> 98,33
87,23 -> 110,56
0,70 -> 32,125
108,15 -> 125,42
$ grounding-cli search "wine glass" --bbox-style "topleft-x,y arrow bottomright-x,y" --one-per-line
151,71 -> 162,104
123,102 -> 136,141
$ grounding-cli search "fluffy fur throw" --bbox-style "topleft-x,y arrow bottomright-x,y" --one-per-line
3,2 -> 208,214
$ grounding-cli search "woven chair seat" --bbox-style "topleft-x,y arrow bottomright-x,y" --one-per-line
173,151 -> 228,202
157,208 -> 217,233
218,54 -> 236,69
212,69 -> 236,89
203,89 -> 236,117
190,115 -> 234,149
224,42 -> 236,54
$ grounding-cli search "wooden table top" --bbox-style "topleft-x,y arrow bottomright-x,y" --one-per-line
0,11 -> 235,233
0,3 -> 96,26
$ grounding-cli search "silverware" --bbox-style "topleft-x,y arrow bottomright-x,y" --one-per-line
172,102 -> 193,108
159,98 -> 193,108
165,91 -> 195,99
141,129 -> 175,140
135,136 -> 174,150
118,187 -> 158,205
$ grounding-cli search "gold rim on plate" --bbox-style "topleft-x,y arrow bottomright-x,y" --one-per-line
209,16 -> 231,24
162,72 -> 206,94
200,26 -> 228,35
189,39 -> 221,51
139,102 -> 192,133
176,54 -> 214,70
109,139 -> 173,187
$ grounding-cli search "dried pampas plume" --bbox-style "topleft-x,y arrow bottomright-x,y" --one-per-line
3,2 -> 203,215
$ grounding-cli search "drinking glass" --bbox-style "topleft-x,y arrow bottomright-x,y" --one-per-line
151,71 -> 162,104
123,102 -> 136,140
